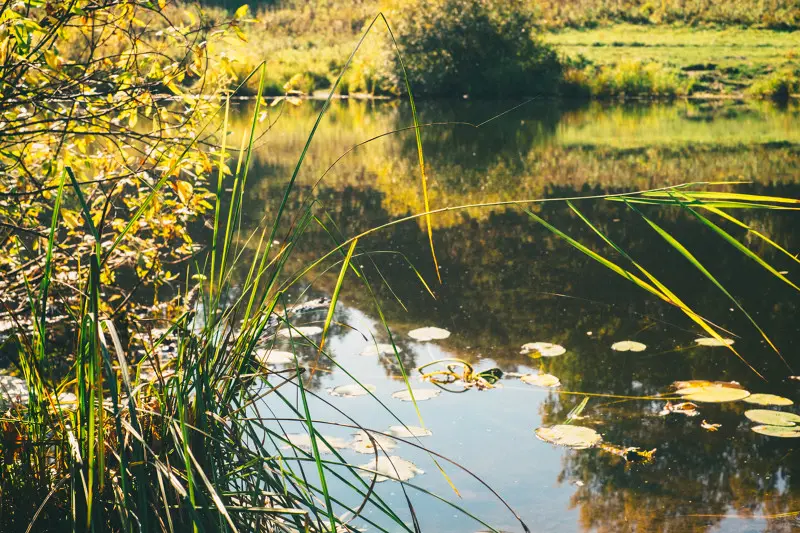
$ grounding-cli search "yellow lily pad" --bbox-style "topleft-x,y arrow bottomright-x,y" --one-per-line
520,342 -> 566,357
408,327 -> 450,341
521,373 -> 561,388
535,425 -> 602,449
744,409 -> 800,427
694,337 -> 734,347
743,394 -> 793,406
751,425 -> 800,438
611,341 -> 647,352
675,384 -> 750,403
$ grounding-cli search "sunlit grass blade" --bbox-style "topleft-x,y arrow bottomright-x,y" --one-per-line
625,201 -> 791,372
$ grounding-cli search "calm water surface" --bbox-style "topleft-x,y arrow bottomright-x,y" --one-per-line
234,99 -> 799,533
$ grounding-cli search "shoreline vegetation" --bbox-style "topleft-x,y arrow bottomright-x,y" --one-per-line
202,0 -> 800,102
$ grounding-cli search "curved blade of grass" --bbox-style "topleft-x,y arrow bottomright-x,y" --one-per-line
557,202 -> 764,379
682,204 -> 800,293
626,201 -> 790,372
701,205 -> 800,267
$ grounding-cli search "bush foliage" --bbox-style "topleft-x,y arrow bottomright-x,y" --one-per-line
387,0 -> 562,97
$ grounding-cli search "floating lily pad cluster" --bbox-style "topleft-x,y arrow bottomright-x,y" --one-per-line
745,409 -> 800,438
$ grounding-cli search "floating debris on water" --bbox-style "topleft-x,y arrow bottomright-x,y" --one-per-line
520,342 -> 566,357
359,455 -> 424,482
599,443 -> 656,463
611,341 -> 647,352
535,425 -> 602,449
701,420 -> 721,431
659,401 -> 699,417
328,383 -> 376,398
408,327 -> 451,341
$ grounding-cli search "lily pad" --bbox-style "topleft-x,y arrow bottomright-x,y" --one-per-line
360,343 -> 401,357
611,341 -> 646,352
277,326 -> 323,338
391,388 -> 440,402
744,409 -> 800,427
282,433 -> 350,454
751,425 -> 800,438
387,425 -> 432,438
675,384 -> 750,403
520,342 -> 566,357
743,394 -> 793,406
520,374 -> 561,388
254,349 -> 295,365
328,383 -> 376,398
351,431 -> 397,454
535,425 -> 602,449
359,455 -> 424,482
694,337 -> 734,347
408,327 -> 450,341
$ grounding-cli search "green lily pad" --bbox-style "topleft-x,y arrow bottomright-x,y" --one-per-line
327,383 -> 376,398
694,337 -> 734,347
611,340 -> 646,352
391,388 -> 440,402
535,425 -> 602,449
751,425 -> 800,438
743,394 -> 793,406
520,374 -> 561,388
408,327 -> 450,341
360,343 -> 401,356
675,384 -> 750,403
744,409 -> 800,426
277,326 -> 323,338
520,342 -> 566,357
387,425 -> 432,438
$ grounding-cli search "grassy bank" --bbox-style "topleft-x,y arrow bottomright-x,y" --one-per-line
549,24 -> 800,99
203,0 -> 800,100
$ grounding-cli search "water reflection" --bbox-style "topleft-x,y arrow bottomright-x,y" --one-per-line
236,99 -> 799,532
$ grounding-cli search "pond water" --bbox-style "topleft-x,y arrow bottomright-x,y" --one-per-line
234,99 -> 799,532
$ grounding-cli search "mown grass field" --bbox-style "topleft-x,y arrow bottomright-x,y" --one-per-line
546,24 -> 800,97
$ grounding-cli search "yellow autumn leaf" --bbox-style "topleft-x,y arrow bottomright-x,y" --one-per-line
234,4 -> 249,19
175,180 -> 193,204
61,209 -> 82,229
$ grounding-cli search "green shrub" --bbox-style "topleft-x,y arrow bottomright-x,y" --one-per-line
582,60 -> 688,98
748,69 -> 800,103
387,0 -> 562,97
